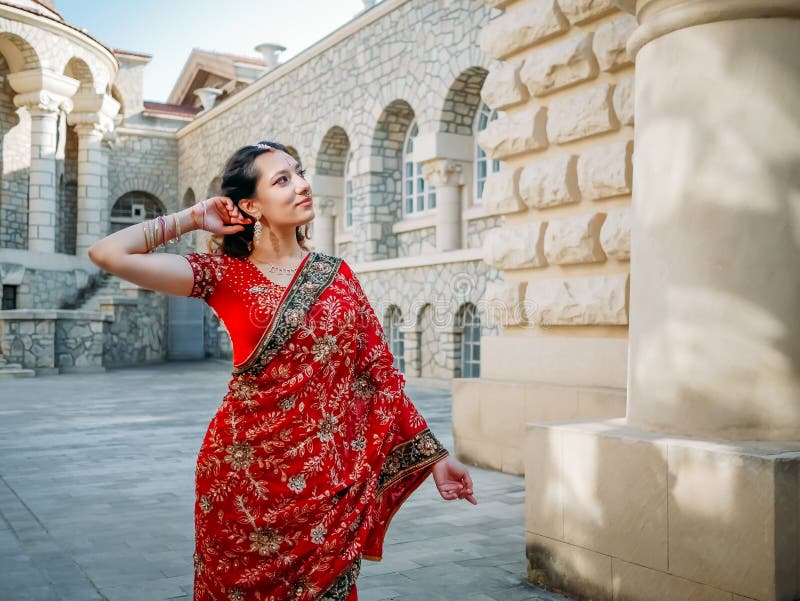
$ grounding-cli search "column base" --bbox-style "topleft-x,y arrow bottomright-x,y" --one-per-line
525,419 -> 800,601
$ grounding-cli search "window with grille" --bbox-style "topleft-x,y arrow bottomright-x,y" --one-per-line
386,306 -> 405,373
460,304 -> 481,378
474,102 -> 501,204
403,120 -> 436,216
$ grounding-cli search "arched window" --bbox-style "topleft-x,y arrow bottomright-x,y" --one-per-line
459,304 -> 481,378
386,306 -> 405,373
110,191 -> 165,234
344,150 -> 354,230
474,101 -> 501,204
403,120 -> 436,216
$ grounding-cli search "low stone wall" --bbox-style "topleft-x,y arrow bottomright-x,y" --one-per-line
99,286 -> 168,368
0,309 -> 107,374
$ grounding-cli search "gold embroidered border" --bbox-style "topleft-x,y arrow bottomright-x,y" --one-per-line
232,252 -> 342,376
377,428 -> 449,495
318,555 -> 361,601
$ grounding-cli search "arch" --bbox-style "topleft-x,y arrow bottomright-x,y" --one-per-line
109,176 -> 171,211
0,32 -> 40,73
109,191 -> 166,234
314,126 -> 350,177
64,56 -> 94,94
182,187 -> 196,209
438,66 -> 489,135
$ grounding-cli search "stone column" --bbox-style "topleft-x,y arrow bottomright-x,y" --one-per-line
312,197 -> 336,255
625,0 -> 800,442
524,3 -> 800,600
422,158 -> 465,252
68,93 -> 120,257
7,70 -> 79,253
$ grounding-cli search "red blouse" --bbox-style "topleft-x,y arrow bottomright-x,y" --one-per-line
184,252 -> 309,366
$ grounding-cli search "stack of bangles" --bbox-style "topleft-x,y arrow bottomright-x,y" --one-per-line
142,199 -> 207,253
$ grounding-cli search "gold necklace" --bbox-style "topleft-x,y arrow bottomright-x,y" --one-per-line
249,253 -> 307,275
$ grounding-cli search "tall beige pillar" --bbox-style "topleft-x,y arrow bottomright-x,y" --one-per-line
7,70 -> 79,253
68,92 -> 119,257
525,3 -> 800,600
422,158 -> 465,252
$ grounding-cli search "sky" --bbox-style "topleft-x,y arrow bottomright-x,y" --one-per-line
57,0 -> 373,103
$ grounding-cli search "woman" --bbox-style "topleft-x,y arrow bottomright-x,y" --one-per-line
87,140 -> 477,601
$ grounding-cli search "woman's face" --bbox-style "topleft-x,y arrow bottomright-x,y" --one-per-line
241,149 -> 314,229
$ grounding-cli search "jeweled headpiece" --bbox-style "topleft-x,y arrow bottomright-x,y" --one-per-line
255,143 -> 272,150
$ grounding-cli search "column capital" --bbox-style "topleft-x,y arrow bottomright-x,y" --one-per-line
421,158 -> 466,188
67,91 -> 120,135
314,197 -> 337,218
7,69 -> 79,115
628,0 -> 800,57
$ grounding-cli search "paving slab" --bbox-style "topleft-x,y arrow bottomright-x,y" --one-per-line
0,360 -> 569,601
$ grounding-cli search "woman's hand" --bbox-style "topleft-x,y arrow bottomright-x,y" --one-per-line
191,197 -> 253,235
432,455 -> 477,505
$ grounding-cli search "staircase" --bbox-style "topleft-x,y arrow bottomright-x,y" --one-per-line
60,272 -> 125,311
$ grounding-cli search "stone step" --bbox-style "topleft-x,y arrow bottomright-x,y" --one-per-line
0,366 -> 36,378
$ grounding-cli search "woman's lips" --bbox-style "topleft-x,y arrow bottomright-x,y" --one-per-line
297,197 -> 313,206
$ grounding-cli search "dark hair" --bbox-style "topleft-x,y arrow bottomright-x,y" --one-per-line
206,140 -> 311,258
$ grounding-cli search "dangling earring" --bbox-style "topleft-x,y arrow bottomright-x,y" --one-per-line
253,219 -> 263,243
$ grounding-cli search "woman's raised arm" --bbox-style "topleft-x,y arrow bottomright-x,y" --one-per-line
86,197 -> 252,297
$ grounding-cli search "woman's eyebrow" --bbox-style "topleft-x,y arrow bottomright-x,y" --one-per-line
270,166 -> 302,178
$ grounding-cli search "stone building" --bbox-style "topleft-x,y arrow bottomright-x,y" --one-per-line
1,0 -> 799,600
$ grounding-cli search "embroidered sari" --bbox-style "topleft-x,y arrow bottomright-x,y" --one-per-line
183,250 -> 449,601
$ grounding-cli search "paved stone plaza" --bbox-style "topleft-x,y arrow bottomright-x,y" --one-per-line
0,361 -> 567,601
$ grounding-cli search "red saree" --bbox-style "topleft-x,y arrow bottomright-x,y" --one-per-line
183,250 -> 449,601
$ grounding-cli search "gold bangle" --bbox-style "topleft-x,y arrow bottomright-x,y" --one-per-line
142,222 -> 150,252
171,213 -> 181,244
147,219 -> 156,253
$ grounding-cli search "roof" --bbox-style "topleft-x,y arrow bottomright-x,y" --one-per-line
166,48 -> 269,106
142,101 -> 202,118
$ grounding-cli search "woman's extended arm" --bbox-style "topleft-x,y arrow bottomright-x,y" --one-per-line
86,197 -> 252,297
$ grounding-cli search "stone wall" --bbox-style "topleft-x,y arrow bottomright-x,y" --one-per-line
452,0 -> 635,475
357,256 -> 501,381
177,0 -> 496,264
13,266 -> 87,309
100,287 -> 168,368
465,214 -> 504,248
395,226 -> 436,257
108,132 -> 179,216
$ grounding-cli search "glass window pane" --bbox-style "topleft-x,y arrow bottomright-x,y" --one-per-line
478,160 -> 487,178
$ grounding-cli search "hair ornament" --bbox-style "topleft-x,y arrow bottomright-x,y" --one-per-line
255,143 -> 272,150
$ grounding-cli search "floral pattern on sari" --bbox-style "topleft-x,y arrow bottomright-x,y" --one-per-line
184,251 -> 448,601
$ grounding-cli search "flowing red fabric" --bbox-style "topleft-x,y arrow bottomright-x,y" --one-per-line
184,250 -> 448,601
